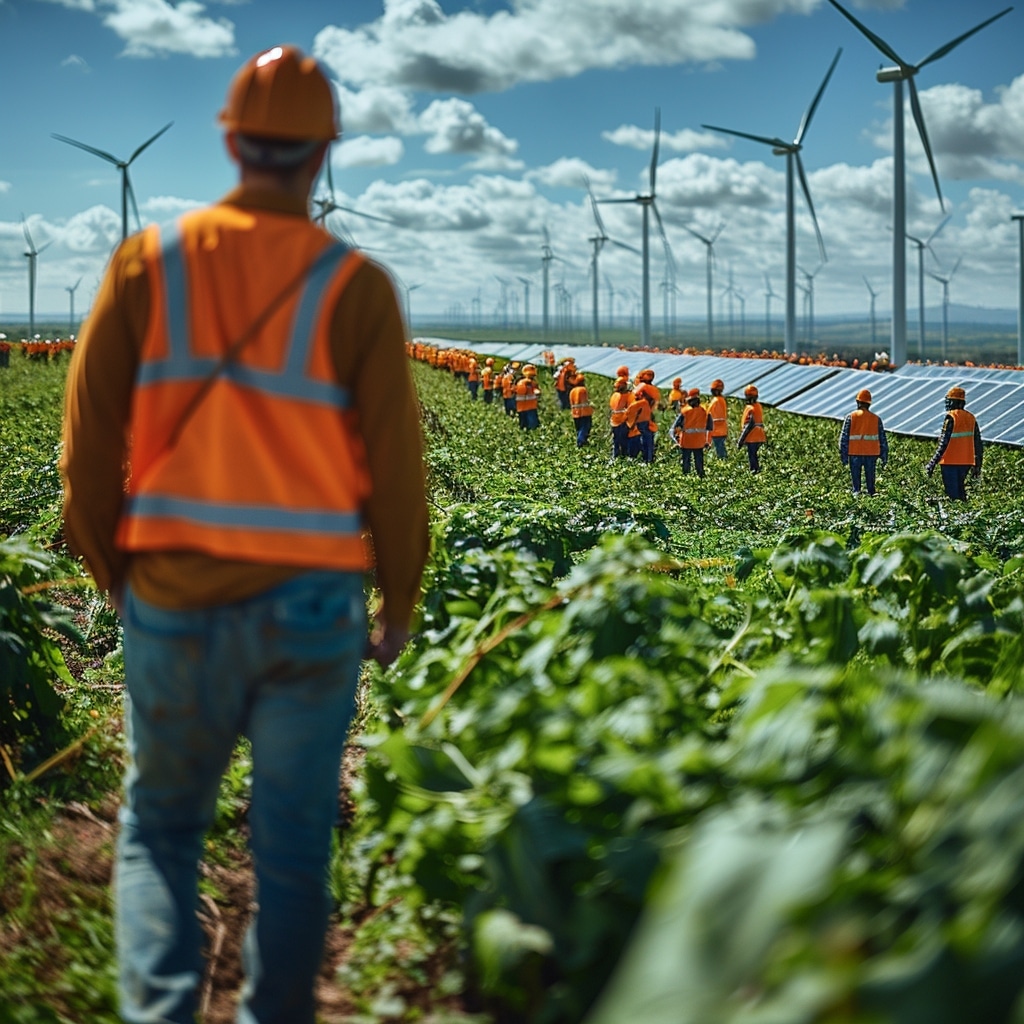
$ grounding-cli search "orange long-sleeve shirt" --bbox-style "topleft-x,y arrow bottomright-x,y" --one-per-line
60,186 -> 429,631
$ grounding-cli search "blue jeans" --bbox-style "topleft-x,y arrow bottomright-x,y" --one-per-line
711,436 -> 727,459
849,455 -> 877,495
941,464 -> 970,501
574,415 -> 592,447
679,446 -> 705,477
744,442 -> 762,473
117,571 -> 367,1024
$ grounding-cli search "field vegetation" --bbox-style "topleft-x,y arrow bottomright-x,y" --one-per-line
3,349 -> 1024,1022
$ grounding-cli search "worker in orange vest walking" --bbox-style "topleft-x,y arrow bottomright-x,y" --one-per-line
60,45 -> 428,1024
516,364 -> 541,430
569,373 -> 594,446
926,385 -> 983,500
672,388 -> 713,477
839,388 -> 888,496
481,357 -> 496,405
737,384 -> 766,473
707,379 -> 729,459
627,383 -> 657,463
609,377 -> 632,459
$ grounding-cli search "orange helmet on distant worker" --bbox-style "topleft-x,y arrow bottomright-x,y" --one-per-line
711,379 -> 724,392
523,364 -> 537,377
744,385 -> 759,399
856,389 -> 872,404
638,368 -> 655,382
946,386 -> 966,402
672,377 -> 682,388
219,45 -> 339,141
687,388 -> 701,400
616,365 -> 629,378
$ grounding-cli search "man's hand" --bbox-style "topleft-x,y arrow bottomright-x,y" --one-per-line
366,619 -> 410,668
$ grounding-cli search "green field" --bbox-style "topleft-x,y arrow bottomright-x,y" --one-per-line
4,354 -> 1024,1023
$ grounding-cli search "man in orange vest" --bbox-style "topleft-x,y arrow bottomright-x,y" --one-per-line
627,383 -> 657,463
839,388 -> 888,496
59,46 -> 428,1024
737,384 -> 766,473
926,385 -> 983,500
467,355 -> 480,399
707,379 -> 729,459
609,377 -> 632,459
672,388 -> 713,477
569,373 -> 593,446
481,357 -> 496,405
516,363 -> 541,429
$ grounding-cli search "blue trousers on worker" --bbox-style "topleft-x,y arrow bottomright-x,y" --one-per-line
574,415 -> 592,447
849,455 -> 878,496
611,423 -> 629,458
116,571 -> 366,1024
941,464 -> 970,501
711,436 -> 727,459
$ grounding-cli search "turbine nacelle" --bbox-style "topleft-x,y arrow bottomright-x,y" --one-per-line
876,66 -> 909,83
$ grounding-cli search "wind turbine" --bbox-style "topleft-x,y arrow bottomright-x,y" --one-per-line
928,257 -> 961,360
597,108 -> 666,347
764,273 -> 779,346
684,223 -> 724,347
826,0 -> 1011,365
584,176 -> 640,345
517,276 -> 532,330
66,276 -> 82,336
799,263 -> 824,345
703,48 -> 841,357
22,218 -> 52,340
52,122 -> 173,242
907,215 -> 949,358
313,154 -> 393,243
864,276 -> 880,348
1013,211 -> 1024,365
404,282 -> 422,330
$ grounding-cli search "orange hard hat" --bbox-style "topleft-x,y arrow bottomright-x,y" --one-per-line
687,388 -> 701,399
711,379 -> 724,391
485,357 -> 494,365
219,45 -> 339,141
946,386 -> 966,401
672,377 -> 682,388
639,368 -> 655,382
856,388 -> 872,404
616,365 -> 629,378
524,364 -> 537,376
744,384 -> 759,398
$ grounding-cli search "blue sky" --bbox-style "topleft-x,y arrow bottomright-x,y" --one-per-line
1,0 -> 1023,337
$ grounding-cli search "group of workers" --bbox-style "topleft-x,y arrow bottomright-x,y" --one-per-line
0,337 -> 76,366
410,342 -> 985,501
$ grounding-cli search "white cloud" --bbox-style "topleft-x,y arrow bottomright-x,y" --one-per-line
141,195 -> 206,215
0,181 -> 11,194
336,84 -> 417,135
336,136 -> 405,169
53,206 -> 123,252
419,97 -> 519,159
312,0 -> 818,96
39,0 -> 236,58
603,124 -> 729,153
61,54 -> 91,71
527,158 -> 616,192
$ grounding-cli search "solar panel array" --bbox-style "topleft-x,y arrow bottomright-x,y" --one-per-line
421,337 -> 1024,448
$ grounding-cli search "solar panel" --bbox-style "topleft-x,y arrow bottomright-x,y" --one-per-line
778,368 -> 865,418
736,362 -> 839,406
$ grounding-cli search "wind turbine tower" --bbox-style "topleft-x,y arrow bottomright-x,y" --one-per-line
517,276 -> 532,330
66,276 -> 82,336
598,108 -> 667,347
907,215 -> 949,358
703,49 -> 840,358
764,273 -> 779,346
684,223 -> 724,348
585,177 -> 640,346
1013,211 -> 1024,365
928,257 -> 961,360
52,123 -> 173,242
827,0 -> 1011,366
22,219 -> 52,340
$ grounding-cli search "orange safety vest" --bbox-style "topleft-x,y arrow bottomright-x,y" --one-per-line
569,385 -> 593,418
515,378 -> 539,411
676,404 -> 710,449
626,398 -> 652,436
116,210 -> 372,571
707,395 -> 728,438
847,408 -> 881,456
940,408 -> 977,466
481,367 -> 494,390
468,362 -> 480,382
501,374 -> 515,400
740,402 -> 766,444
609,391 -> 631,426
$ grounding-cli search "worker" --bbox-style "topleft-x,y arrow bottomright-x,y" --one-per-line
926,385 -> 983,500
502,364 -> 518,416
707,380 -> 729,458
516,363 -> 540,429
555,358 -> 576,410
467,356 -> 480,399
569,373 -> 593,447
626,382 -> 657,463
59,45 -> 429,1024
737,384 -> 766,473
668,377 -> 684,413
839,388 -> 888,496
481,357 -> 495,405
609,377 -> 632,459
672,388 -> 713,477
